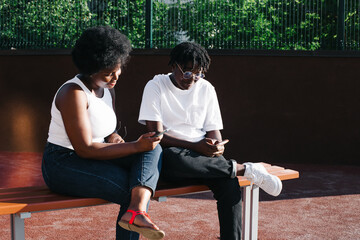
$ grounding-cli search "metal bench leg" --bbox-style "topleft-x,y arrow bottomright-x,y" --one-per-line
154,196 -> 167,202
11,212 -> 31,240
242,185 -> 259,240
250,186 -> 259,240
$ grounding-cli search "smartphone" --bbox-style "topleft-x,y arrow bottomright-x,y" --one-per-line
217,139 -> 229,146
153,129 -> 169,137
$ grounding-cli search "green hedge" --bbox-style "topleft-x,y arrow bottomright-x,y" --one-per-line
0,0 -> 358,50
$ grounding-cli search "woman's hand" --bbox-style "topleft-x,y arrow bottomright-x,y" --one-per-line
134,132 -> 162,152
106,132 -> 125,143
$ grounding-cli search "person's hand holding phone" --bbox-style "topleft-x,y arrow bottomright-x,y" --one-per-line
135,132 -> 161,151
214,139 -> 229,156
152,129 -> 169,138
214,139 -> 229,155
202,138 -> 229,157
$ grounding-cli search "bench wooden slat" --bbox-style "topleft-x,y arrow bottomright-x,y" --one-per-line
0,202 -> 27,215
0,189 -> 53,200
19,197 -> 109,213
0,186 -> 46,193
274,169 -> 299,181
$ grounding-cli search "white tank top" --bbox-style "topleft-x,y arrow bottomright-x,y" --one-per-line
47,76 -> 117,150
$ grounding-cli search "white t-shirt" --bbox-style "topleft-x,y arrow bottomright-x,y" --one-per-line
138,74 -> 223,142
47,76 -> 117,149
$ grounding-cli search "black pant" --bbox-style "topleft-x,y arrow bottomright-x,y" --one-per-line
162,147 -> 242,240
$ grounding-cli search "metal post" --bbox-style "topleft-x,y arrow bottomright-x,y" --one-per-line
154,196 -> 167,202
242,185 -> 259,240
337,0 -> 345,50
250,186 -> 259,240
11,212 -> 31,240
242,186 -> 251,240
145,0 -> 153,49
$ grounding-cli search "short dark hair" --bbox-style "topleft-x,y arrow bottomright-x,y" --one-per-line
72,25 -> 132,75
169,42 -> 211,72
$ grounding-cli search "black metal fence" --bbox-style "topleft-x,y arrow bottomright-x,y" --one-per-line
0,0 -> 359,50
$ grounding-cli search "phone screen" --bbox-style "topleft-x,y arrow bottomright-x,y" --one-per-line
217,139 -> 229,146
153,129 -> 168,137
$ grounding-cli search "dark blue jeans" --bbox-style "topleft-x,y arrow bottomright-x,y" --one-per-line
162,147 -> 242,240
42,142 -> 162,240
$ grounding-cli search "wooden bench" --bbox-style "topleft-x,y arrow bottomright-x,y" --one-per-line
0,157 -> 299,240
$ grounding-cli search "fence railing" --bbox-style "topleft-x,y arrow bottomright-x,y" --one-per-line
0,0 -> 359,50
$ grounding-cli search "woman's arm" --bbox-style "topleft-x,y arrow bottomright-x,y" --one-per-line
56,84 -> 160,160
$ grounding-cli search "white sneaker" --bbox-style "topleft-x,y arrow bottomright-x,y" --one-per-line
243,162 -> 282,196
